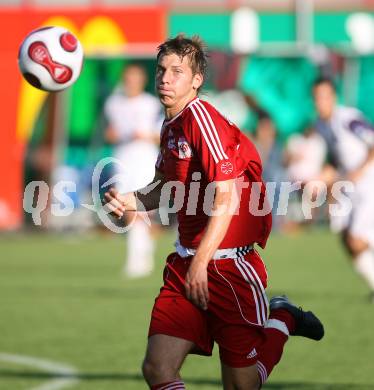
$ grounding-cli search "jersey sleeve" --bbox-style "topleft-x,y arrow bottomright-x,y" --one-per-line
348,117 -> 374,148
188,102 -> 239,182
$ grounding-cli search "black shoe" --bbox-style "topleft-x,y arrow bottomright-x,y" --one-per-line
269,295 -> 324,341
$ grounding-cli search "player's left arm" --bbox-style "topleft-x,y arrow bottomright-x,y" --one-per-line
103,170 -> 166,218
185,179 -> 237,310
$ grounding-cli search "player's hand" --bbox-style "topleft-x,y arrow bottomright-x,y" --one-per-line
105,127 -> 120,144
185,258 -> 209,310
133,130 -> 154,142
103,188 -> 127,219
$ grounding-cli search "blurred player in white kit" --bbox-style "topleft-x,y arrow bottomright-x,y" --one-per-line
105,63 -> 162,278
313,77 -> 374,302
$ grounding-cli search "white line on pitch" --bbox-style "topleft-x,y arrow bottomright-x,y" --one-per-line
0,352 -> 80,390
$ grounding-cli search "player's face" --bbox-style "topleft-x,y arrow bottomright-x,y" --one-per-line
313,82 -> 336,120
256,118 -> 276,144
155,53 -> 202,110
123,66 -> 146,97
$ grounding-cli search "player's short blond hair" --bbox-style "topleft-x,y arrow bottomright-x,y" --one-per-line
157,34 -> 208,91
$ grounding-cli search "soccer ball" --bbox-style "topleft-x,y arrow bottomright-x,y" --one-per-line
18,26 -> 83,92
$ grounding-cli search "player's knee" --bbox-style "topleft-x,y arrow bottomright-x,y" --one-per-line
230,379 -> 261,390
345,234 -> 369,257
141,358 -> 158,383
226,370 -> 261,390
142,357 -> 178,384
239,377 -> 261,390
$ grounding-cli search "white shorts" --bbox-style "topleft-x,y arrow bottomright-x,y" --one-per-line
113,141 -> 158,194
348,162 -> 374,248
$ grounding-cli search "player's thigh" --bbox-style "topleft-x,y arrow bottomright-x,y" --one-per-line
348,170 -> 374,250
208,252 -> 269,329
208,252 -> 268,374
344,231 -> 369,255
144,254 -> 213,384
143,334 -> 194,376
149,254 -> 214,357
213,322 -> 265,372
207,252 -> 268,368
221,363 -> 260,390
352,206 -> 374,246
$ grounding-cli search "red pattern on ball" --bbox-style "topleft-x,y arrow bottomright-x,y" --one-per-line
59,32 -> 77,52
28,41 -> 72,84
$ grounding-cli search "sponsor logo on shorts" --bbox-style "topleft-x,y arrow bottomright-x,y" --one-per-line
247,348 -> 257,359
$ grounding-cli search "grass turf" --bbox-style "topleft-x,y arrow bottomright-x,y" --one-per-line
0,228 -> 373,389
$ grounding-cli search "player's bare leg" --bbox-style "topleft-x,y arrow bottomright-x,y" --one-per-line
142,334 -> 194,388
343,230 -> 369,256
344,232 -> 374,301
221,364 -> 260,390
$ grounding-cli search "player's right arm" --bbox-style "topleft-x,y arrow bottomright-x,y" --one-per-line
103,170 -> 166,218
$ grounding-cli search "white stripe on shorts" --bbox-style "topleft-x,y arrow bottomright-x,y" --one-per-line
213,260 -> 261,327
234,259 -> 262,325
239,256 -> 269,319
257,360 -> 268,384
235,256 -> 268,325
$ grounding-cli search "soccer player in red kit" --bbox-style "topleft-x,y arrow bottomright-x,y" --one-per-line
104,35 -> 324,390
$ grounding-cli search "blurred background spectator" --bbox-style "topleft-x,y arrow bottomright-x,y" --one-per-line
283,125 -> 327,230
104,63 -> 161,278
252,110 -> 286,230
2,0 -> 374,234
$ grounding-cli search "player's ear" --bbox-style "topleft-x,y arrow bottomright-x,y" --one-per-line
192,73 -> 203,91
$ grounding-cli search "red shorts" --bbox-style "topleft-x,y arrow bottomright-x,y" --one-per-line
148,250 -> 269,367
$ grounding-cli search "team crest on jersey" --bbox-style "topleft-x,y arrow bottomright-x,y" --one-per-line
220,161 -> 233,175
178,137 -> 193,159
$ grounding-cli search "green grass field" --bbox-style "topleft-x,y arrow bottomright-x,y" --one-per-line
1,228 -> 373,390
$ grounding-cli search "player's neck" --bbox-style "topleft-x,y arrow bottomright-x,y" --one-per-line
165,93 -> 198,120
126,90 -> 143,98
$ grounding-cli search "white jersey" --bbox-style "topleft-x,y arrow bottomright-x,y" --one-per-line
317,106 -> 374,247
316,105 -> 374,174
286,132 -> 326,182
105,91 -> 161,142
104,90 -> 162,193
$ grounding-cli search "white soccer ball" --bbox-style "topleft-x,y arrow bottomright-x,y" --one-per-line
18,26 -> 83,92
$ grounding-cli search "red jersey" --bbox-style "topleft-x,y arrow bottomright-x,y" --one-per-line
156,97 -> 272,249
